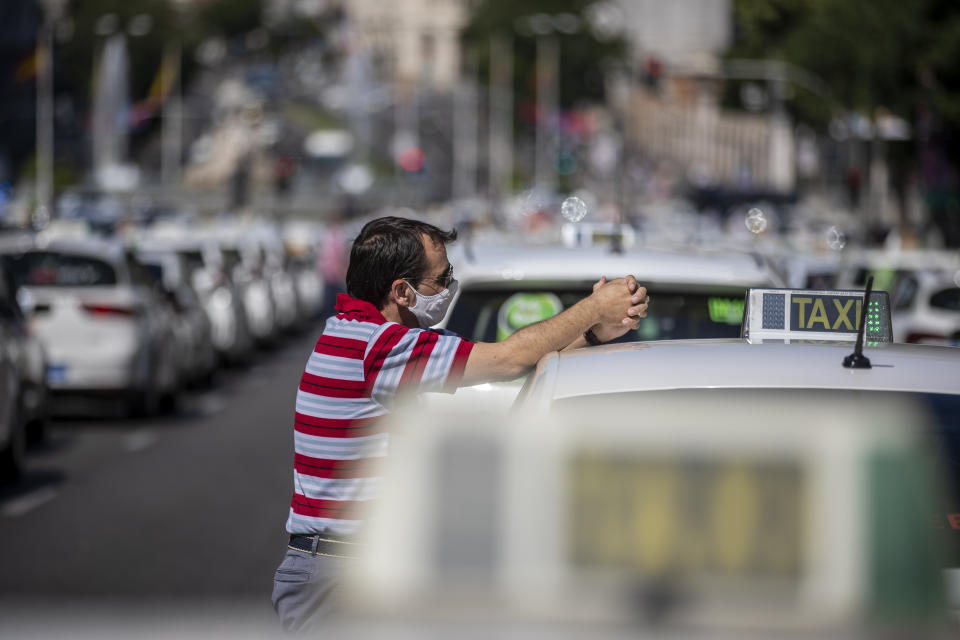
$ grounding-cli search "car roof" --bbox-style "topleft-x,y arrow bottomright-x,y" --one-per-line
449,242 -> 782,287
527,339 -> 960,401
0,233 -> 128,263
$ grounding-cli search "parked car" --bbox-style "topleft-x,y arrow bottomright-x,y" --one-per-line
175,239 -> 255,366
0,259 -> 26,481
220,238 -> 277,346
2,235 -> 180,416
890,269 -> 960,345
135,243 -> 219,387
425,237 -> 784,410
0,275 -> 49,443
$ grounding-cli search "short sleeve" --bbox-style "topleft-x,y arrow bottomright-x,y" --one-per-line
365,325 -> 474,400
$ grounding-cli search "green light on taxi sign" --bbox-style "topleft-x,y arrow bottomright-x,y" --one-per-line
708,297 -> 745,325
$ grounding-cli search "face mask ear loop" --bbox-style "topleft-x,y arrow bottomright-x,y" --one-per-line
403,280 -> 420,308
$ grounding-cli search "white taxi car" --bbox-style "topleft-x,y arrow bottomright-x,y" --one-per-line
889,269 -> 960,346
2,235 -> 180,416
0,259 -> 27,482
427,236 -> 784,409
342,287 -> 960,636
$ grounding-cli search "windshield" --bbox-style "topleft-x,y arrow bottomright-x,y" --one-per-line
930,288 -> 960,311
552,388 -> 960,549
446,285 -> 748,342
4,251 -> 117,287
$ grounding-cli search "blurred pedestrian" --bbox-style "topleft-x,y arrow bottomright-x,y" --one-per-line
271,216 -> 649,633
317,209 -> 347,316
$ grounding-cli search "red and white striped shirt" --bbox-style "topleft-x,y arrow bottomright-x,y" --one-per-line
286,294 -> 474,537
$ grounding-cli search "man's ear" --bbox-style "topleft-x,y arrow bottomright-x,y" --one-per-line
389,279 -> 412,307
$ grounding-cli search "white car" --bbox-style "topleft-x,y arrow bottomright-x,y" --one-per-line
441,240 -> 784,341
221,241 -> 277,345
2,236 -> 179,416
0,260 -> 26,481
176,240 -> 256,366
829,249 -> 960,346
345,287 -> 960,636
427,240 -> 784,409
135,244 -> 219,388
890,269 -> 960,345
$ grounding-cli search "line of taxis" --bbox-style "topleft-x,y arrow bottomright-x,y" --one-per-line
331,228 -> 960,637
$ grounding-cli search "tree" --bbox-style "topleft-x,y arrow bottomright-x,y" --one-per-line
728,0 -> 960,245
461,0 -> 626,113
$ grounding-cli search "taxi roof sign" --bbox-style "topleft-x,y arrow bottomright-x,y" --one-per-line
742,288 -> 892,343
560,222 -> 635,249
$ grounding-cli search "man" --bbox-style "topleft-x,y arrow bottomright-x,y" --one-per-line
272,217 -> 649,632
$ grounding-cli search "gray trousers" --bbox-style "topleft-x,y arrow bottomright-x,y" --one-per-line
272,547 -> 349,635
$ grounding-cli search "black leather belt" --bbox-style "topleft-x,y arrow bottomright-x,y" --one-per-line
288,534 -> 363,558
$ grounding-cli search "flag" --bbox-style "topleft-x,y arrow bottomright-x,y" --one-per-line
14,46 -> 48,82
131,47 -> 180,129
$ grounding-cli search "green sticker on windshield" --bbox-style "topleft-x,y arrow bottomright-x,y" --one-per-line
497,292 -> 564,341
708,297 -> 745,325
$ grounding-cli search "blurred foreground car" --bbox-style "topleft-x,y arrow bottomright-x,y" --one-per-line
2,236 -> 179,416
341,287 -> 960,637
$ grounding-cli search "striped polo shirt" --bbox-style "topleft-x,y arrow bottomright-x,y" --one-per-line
286,293 -> 474,537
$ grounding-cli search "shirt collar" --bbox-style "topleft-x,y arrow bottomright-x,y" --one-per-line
335,293 -> 388,324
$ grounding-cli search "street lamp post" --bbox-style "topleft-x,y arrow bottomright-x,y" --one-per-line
488,33 -> 513,214
534,33 -> 559,194
453,55 -> 479,200
519,13 -> 580,196
35,0 -> 67,226
161,43 -> 182,192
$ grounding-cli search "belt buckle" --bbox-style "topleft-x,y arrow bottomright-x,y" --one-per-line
288,534 -> 317,554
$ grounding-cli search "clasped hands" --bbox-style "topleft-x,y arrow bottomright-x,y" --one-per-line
589,275 -> 650,343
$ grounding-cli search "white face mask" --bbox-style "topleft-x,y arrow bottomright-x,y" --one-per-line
404,278 -> 458,328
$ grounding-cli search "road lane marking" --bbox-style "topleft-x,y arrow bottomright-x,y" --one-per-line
1,487 -> 59,518
195,393 -> 227,416
125,430 -> 157,452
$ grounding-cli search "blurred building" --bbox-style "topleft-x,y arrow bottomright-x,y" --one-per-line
608,0 -> 796,198
616,0 -> 731,71
267,0 -> 468,89
340,0 -> 468,89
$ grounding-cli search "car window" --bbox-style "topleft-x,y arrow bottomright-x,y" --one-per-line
853,266 -> 897,292
222,249 -> 242,272
179,250 -> 205,274
930,288 -> 960,311
0,264 -> 20,323
126,254 -> 157,288
891,275 -> 918,310
446,286 -> 748,342
5,251 -> 117,287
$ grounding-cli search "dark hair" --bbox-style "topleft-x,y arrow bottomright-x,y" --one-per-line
346,216 -> 457,307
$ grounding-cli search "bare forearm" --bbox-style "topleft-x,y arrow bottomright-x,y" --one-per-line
502,297 -> 598,364
462,297 -> 599,384
461,276 -> 646,386
561,334 -> 589,352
